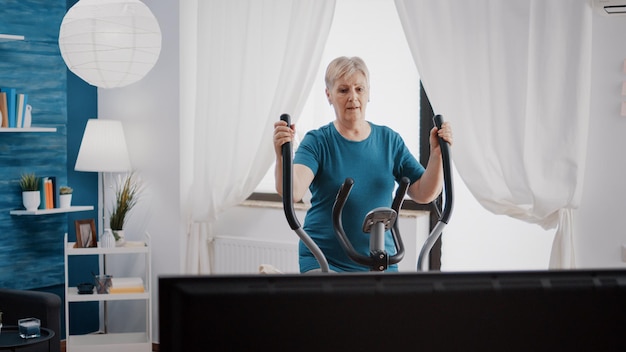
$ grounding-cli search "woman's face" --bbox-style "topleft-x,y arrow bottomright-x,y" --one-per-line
326,72 -> 369,123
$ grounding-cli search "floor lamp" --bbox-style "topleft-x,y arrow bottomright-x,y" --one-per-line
74,118 -> 131,333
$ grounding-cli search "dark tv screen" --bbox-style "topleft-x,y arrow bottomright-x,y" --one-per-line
159,270 -> 626,351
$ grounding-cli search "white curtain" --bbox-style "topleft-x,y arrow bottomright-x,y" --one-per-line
182,0 -> 336,273
394,0 -> 593,268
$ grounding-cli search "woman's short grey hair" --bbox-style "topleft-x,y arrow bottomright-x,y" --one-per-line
324,56 -> 370,90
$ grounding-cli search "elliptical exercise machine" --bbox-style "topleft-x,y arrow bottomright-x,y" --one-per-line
280,113 -> 452,272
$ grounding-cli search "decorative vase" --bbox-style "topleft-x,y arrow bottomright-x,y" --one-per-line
100,229 -> 116,248
22,191 -> 41,211
113,229 -> 126,247
59,194 -> 72,208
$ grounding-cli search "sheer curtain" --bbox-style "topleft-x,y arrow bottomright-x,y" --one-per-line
394,0 -> 592,268
182,0 -> 336,273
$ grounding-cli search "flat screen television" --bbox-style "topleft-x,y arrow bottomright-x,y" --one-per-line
159,270 -> 626,351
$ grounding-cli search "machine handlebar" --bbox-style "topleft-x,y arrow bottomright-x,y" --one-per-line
433,114 -> 453,224
332,177 -> 410,269
280,113 -> 329,272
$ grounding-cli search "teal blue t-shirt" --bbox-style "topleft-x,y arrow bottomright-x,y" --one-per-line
294,122 -> 425,272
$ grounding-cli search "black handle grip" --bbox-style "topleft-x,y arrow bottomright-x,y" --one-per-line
433,114 -> 453,224
391,177 -> 410,213
280,113 -> 300,230
332,178 -> 372,267
335,177 -> 354,206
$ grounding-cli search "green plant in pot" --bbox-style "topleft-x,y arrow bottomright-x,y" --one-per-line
20,173 -> 40,192
59,186 -> 73,208
109,173 -> 141,246
19,173 -> 41,211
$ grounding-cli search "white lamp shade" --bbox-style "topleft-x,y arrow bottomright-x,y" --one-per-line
58,0 -> 162,88
75,119 -> 132,172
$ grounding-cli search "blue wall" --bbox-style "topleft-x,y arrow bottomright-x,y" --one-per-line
0,0 -> 99,336
0,0 -> 71,290
65,0 -> 100,336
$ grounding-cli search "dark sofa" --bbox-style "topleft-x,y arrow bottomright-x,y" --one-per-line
0,288 -> 61,352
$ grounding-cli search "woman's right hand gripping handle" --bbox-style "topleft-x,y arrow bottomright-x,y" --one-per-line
274,117 -> 295,158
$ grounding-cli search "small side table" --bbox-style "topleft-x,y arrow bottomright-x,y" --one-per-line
0,326 -> 55,352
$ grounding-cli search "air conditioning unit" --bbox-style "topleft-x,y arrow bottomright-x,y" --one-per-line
594,0 -> 626,15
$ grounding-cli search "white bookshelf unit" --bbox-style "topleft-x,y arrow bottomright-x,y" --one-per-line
64,233 -> 152,352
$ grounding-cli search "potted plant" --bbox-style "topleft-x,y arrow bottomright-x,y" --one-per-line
59,186 -> 73,208
19,173 -> 40,211
109,173 -> 141,246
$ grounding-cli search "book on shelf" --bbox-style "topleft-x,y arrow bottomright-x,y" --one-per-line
0,92 -> 8,127
38,178 -> 46,209
0,88 -> 17,128
38,176 -> 57,209
16,94 -> 23,128
109,277 -> 145,294
0,89 -> 31,128
16,93 -> 27,128
45,179 -> 53,209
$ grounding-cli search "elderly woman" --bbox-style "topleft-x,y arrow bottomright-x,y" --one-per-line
273,56 -> 453,272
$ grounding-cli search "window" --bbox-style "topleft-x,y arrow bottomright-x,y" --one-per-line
256,0 -> 420,193
254,0 -> 555,271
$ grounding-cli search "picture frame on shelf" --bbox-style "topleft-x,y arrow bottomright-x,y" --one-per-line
74,219 -> 96,248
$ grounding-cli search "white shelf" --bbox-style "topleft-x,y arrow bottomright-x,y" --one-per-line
65,233 -> 152,352
67,287 -> 150,302
0,127 -> 57,132
0,34 -> 25,42
10,205 -> 93,216
65,241 -> 148,255
66,332 -> 151,352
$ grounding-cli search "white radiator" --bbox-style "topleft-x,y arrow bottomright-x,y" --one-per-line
210,236 -> 299,274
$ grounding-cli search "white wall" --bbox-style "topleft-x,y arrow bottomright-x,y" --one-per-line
97,0 -> 180,340
95,0 -> 626,344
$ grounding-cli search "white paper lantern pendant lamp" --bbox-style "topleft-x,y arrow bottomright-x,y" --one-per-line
58,0 -> 162,88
